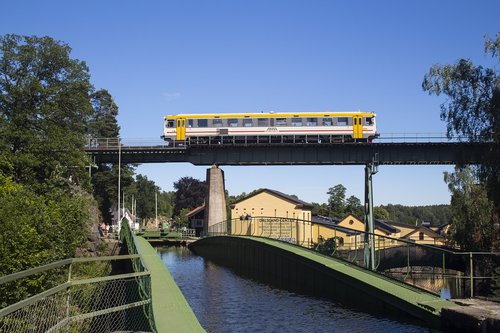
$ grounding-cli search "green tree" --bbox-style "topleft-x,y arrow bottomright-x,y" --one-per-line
311,202 -> 330,216
134,174 -> 160,219
0,34 -> 93,189
158,191 -> 175,218
374,206 -> 390,220
445,167 -> 495,251
345,195 -> 363,217
327,184 -> 346,218
173,177 -> 206,216
0,174 -> 91,305
423,33 -> 500,211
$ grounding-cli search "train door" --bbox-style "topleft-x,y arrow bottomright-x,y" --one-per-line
353,115 -> 363,139
176,117 -> 186,140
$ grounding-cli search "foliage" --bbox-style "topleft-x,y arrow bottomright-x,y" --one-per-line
0,175 -> 90,305
131,174 -> 160,219
327,184 -> 346,218
86,88 -> 136,224
0,34 -> 107,304
311,202 -> 330,216
345,195 -> 363,217
314,237 -> 342,256
381,204 -> 451,226
423,33 -> 500,211
173,176 -> 206,216
373,206 -> 390,220
175,208 -> 191,228
444,167 -> 495,251
0,34 -> 92,190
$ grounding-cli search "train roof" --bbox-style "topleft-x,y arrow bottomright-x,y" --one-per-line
164,111 -> 375,119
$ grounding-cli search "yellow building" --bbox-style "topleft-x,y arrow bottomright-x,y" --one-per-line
312,215 -> 402,250
401,226 -> 446,246
230,189 -> 314,245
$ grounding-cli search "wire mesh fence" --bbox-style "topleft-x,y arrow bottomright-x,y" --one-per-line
0,221 -> 156,333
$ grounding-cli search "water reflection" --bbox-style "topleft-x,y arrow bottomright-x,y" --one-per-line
159,247 -> 436,333
384,267 -> 464,299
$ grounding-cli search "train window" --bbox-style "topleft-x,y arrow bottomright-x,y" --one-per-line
337,117 -> 348,126
275,118 -> 287,126
364,117 -> 374,125
291,118 -> 303,126
213,119 -> 223,127
228,119 -> 239,127
188,119 -> 194,128
166,120 -> 175,128
322,118 -> 332,126
258,118 -> 269,127
243,119 -> 254,127
198,119 -> 208,127
306,118 -> 318,126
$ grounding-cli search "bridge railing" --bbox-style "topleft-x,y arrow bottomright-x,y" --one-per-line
85,133 -> 471,149
0,255 -> 154,332
206,217 -> 499,299
0,223 -> 156,333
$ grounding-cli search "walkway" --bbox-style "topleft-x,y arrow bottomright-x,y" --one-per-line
134,236 -> 205,333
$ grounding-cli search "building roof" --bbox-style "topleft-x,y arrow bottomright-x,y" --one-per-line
230,188 -> 314,209
186,205 -> 205,217
374,219 -> 401,235
311,215 -> 360,235
401,226 -> 445,239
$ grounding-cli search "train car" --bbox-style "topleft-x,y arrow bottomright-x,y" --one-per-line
163,111 -> 377,144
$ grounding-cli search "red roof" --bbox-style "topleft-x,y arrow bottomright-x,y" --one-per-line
186,205 -> 205,217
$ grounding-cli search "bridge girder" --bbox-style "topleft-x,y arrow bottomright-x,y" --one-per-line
86,142 -> 492,166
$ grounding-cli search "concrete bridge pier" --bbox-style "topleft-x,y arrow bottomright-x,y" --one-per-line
204,165 -> 227,234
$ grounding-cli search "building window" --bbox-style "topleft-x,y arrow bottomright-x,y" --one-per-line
198,119 -> 208,127
419,232 -> 424,240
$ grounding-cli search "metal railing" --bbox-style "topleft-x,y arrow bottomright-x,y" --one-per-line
0,224 -> 156,333
206,217 -> 499,299
85,133 -> 473,150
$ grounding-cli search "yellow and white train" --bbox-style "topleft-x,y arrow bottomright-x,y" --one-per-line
163,111 -> 377,144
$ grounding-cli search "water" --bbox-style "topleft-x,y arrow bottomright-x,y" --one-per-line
159,247 -> 437,333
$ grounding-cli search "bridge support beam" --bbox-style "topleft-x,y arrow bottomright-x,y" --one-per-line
364,159 -> 378,270
204,165 -> 227,235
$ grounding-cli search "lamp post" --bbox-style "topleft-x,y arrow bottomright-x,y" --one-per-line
117,138 -> 121,231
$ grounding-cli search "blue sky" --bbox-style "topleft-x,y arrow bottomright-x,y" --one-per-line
2,1 -> 498,205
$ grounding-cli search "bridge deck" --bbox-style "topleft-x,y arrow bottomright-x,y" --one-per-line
135,236 -> 205,333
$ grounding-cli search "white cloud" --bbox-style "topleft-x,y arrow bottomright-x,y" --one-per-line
162,92 -> 181,102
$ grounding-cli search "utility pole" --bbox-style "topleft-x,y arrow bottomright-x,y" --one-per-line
364,154 -> 378,271
155,191 -> 158,228
117,138 -> 121,231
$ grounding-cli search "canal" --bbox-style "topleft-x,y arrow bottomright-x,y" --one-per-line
159,247 -> 437,333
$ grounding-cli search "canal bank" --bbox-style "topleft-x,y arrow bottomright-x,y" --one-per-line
134,237 -> 205,333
